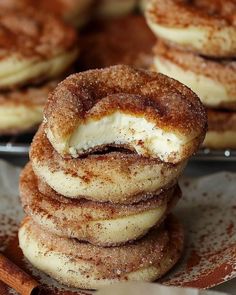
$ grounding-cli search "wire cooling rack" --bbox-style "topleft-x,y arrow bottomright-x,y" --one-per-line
0,134 -> 236,161
0,134 -> 31,155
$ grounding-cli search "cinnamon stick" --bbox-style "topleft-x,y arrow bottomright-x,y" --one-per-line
0,253 -> 40,295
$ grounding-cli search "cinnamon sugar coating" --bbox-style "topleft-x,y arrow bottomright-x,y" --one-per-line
45,65 -> 207,159
207,109 -> 236,132
0,9 -> 78,89
0,0 -> 93,27
0,81 -> 57,108
30,125 -> 186,204
79,16 -> 156,70
203,109 -> 236,149
20,163 -> 181,246
148,0 -> 236,28
154,40 -> 236,110
20,214 -> 184,281
0,9 -> 76,60
146,0 -> 236,57
154,41 -> 236,93
0,81 -> 57,135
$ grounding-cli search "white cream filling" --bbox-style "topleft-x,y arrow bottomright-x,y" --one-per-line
0,105 -> 43,130
147,20 -> 236,54
34,205 -> 167,245
0,49 -> 78,88
153,56 -> 233,107
63,112 -> 185,161
19,223 -> 171,289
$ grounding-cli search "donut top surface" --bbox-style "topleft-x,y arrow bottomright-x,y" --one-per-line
147,0 -> 236,27
0,9 -> 77,61
44,65 -> 207,162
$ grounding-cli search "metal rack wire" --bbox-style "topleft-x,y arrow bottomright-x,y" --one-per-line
0,134 -> 236,160
0,134 -> 31,155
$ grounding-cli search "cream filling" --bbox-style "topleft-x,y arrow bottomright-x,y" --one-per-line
96,0 -> 136,18
203,131 -> 236,149
48,112 -> 186,162
0,49 -> 78,88
153,56 -> 233,107
19,222 -> 172,289
0,105 -> 43,131
32,157 -> 185,202
147,19 -> 236,55
34,205 -> 167,245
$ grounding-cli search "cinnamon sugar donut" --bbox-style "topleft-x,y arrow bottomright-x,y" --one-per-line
94,0 -> 137,19
146,0 -> 236,57
0,9 -> 78,90
19,215 -> 184,289
153,41 -> 236,110
203,109 -> 236,149
45,65 -> 207,163
20,163 -> 181,246
79,16 -> 156,70
0,0 -> 93,27
30,125 -> 186,204
0,81 -> 57,135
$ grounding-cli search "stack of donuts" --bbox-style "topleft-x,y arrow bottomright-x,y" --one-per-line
0,7 -> 78,135
18,65 -> 207,290
146,0 -> 236,149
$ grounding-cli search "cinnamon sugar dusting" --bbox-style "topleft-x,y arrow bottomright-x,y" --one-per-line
45,65 -> 207,142
147,0 -> 236,27
154,40 -> 236,97
0,162 -> 236,292
21,215 -> 184,280
207,109 -> 236,131
0,81 -> 57,107
0,9 -> 77,60
19,163 -> 181,246
30,125 -> 183,204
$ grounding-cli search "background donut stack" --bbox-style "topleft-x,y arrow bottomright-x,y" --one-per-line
0,8 -> 78,136
18,65 -> 207,290
0,0 -> 152,137
146,0 -> 236,150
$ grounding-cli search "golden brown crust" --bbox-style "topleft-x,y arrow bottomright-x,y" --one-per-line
207,109 -> 236,132
21,214 -> 184,279
79,16 -> 156,70
45,65 -> 207,148
0,9 -> 77,62
147,0 -> 236,28
154,40 -> 236,108
30,125 -> 186,204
